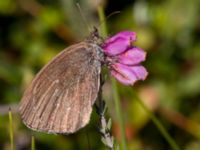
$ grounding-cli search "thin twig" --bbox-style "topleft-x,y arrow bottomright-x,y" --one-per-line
31,136 -> 35,150
95,75 -> 115,150
9,108 -> 14,150
134,93 -> 180,150
0,104 -> 18,115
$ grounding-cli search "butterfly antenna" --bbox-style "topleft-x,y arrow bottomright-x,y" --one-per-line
97,11 -> 121,31
106,11 -> 121,21
76,3 -> 91,33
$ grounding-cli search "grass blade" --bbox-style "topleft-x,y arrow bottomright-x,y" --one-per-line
8,107 -> 14,150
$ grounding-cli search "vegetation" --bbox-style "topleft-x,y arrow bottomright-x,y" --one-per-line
0,0 -> 200,149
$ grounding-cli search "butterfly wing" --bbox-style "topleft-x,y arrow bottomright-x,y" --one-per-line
19,42 -> 101,134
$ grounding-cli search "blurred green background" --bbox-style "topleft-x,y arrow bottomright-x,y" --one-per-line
1,0 -> 200,149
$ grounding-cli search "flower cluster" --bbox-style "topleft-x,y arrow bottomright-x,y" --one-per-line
102,31 -> 148,85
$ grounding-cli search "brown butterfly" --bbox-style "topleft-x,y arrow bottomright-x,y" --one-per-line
19,28 -> 105,134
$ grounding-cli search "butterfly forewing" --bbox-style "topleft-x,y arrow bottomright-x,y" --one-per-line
19,42 -> 101,134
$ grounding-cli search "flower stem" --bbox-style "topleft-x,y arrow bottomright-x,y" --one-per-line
133,93 -> 180,150
8,108 -> 14,150
95,74 -> 115,150
97,6 -> 108,38
97,6 -> 127,150
111,79 -> 127,150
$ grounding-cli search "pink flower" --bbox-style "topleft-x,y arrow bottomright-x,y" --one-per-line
103,31 -> 148,85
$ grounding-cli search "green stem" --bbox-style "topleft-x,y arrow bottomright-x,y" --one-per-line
31,136 -> 35,150
97,6 -> 127,150
97,6 -> 108,38
111,79 -> 127,150
134,94 -> 180,150
8,108 -> 14,150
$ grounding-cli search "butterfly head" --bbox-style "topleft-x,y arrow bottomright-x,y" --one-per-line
86,27 -> 104,46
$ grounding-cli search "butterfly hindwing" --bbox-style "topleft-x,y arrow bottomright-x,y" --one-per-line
19,42 -> 101,133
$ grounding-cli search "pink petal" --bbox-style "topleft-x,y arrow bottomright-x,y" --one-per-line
111,63 -> 138,85
117,47 -> 147,65
106,31 -> 137,43
129,66 -> 148,80
111,63 -> 148,85
102,31 -> 137,56
103,37 -> 130,56
111,69 -> 137,85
